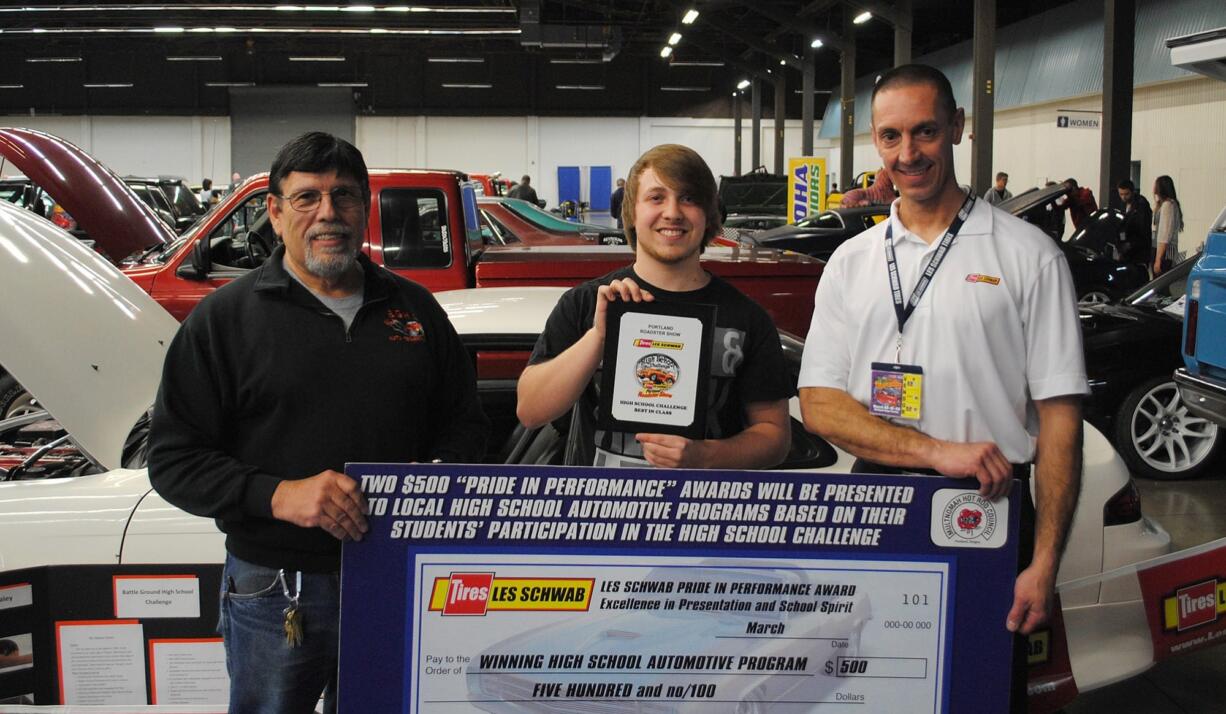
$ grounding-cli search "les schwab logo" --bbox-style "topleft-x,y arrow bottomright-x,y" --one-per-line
429,573 -> 595,616
1161,578 -> 1226,632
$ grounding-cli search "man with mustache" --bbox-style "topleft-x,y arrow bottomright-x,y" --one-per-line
148,132 -> 488,713
517,144 -> 792,469
797,65 -> 1086,712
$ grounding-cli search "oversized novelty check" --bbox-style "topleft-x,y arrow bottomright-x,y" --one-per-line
339,464 -> 1021,713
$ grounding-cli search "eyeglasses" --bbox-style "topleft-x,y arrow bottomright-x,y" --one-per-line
276,186 -> 365,212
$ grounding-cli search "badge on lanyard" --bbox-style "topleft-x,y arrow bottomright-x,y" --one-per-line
873,192 -> 975,421
870,362 -> 923,420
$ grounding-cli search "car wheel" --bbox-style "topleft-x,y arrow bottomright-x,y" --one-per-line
1078,288 -> 1112,306
1113,375 -> 1224,480
0,373 -> 38,421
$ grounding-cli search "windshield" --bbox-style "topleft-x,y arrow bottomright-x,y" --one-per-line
162,182 -> 202,218
1126,253 -> 1199,310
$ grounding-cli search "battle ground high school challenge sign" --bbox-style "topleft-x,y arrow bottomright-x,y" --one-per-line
787,157 -> 828,224
338,464 -> 1021,713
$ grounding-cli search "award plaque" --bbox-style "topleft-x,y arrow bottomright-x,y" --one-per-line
597,300 -> 715,439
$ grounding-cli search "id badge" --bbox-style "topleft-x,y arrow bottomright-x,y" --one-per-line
869,362 -> 923,420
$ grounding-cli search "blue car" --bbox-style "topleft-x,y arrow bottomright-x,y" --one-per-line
1175,205 -> 1226,424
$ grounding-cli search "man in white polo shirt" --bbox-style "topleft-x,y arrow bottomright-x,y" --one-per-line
798,64 -> 1086,710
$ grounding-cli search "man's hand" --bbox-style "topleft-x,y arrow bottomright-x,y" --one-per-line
927,440 -> 1012,500
1006,562 -> 1056,635
271,470 -> 369,542
594,278 -> 653,338
636,433 -> 710,469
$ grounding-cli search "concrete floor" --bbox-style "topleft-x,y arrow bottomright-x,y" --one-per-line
1065,466 -> 1226,713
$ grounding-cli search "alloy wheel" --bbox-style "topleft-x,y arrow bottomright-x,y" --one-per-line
1130,380 -> 1219,475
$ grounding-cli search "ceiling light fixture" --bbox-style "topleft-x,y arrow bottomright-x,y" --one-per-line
681,9 -> 699,24
660,46 -> 672,58
84,83 -> 133,88
810,38 -> 823,48
427,57 -> 483,63
167,56 -> 223,61
1,25 -> 519,37
668,32 -> 682,46
289,56 -> 346,61
0,4 -> 516,14
549,58 -> 602,64
669,60 -> 724,67
26,56 -> 82,63
556,84 -> 603,90
441,82 -> 492,88
206,82 -> 255,87
853,11 -> 872,24
0,84 -> 24,89
318,82 -> 368,87
736,79 -> 750,89
154,26 -> 185,33
661,86 -> 708,92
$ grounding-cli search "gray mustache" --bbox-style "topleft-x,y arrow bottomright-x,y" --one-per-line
307,222 -> 353,240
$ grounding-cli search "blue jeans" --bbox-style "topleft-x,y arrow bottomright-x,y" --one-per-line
219,553 -> 340,714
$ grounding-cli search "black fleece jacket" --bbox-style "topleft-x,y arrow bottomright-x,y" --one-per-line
148,247 -> 489,571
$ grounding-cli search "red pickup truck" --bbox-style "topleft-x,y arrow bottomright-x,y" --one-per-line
0,128 -> 823,415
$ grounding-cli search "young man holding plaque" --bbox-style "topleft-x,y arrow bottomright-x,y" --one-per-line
796,65 -> 1087,710
517,144 -> 793,469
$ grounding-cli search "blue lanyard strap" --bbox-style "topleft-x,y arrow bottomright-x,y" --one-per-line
885,192 -> 976,335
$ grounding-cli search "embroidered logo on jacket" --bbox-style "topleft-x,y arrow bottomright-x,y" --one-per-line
384,308 -> 426,343
964,273 -> 1001,285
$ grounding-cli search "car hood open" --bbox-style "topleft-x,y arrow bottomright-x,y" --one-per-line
0,127 -> 171,261
0,200 -> 179,470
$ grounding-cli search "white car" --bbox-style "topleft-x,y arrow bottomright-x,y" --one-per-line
0,199 -> 1171,702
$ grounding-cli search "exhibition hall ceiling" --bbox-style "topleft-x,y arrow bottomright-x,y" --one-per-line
0,0 -> 1077,117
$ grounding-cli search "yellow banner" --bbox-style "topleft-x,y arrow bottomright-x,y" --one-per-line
429,577 -> 594,612
786,157 -> 828,224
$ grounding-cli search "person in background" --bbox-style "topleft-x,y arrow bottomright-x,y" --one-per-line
1152,175 -> 1185,276
1116,179 -> 1152,271
610,177 -> 626,228
841,167 -> 897,207
983,171 -> 1012,205
509,174 -> 539,206
198,178 -> 213,206
149,132 -> 488,714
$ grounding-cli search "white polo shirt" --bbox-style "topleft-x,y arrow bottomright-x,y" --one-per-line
798,197 -> 1088,463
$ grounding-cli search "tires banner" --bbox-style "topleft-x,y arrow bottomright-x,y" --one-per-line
1137,537 -> 1226,660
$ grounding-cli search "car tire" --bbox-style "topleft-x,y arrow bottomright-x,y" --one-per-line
1113,375 -> 1224,480
1078,287 -> 1112,306
0,373 -> 38,421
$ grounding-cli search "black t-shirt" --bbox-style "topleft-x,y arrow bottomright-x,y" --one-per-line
528,265 -> 795,465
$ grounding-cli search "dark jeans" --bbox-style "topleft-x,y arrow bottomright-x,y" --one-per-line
220,552 -> 340,714
850,459 -> 1035,713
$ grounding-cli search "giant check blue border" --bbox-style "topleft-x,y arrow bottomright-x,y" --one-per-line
338,463 -> 1020,713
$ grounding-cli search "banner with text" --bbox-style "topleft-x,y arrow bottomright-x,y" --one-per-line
787,157 -> 828,224
338,464 -> 1020,713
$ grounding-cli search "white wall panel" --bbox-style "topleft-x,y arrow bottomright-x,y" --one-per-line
11,87 -> 1218,247
0,115 -> 230,185
355,116 -> 419,168
422,116 -> 530,177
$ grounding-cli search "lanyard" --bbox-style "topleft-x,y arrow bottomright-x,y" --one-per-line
884,191 -> 976,357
